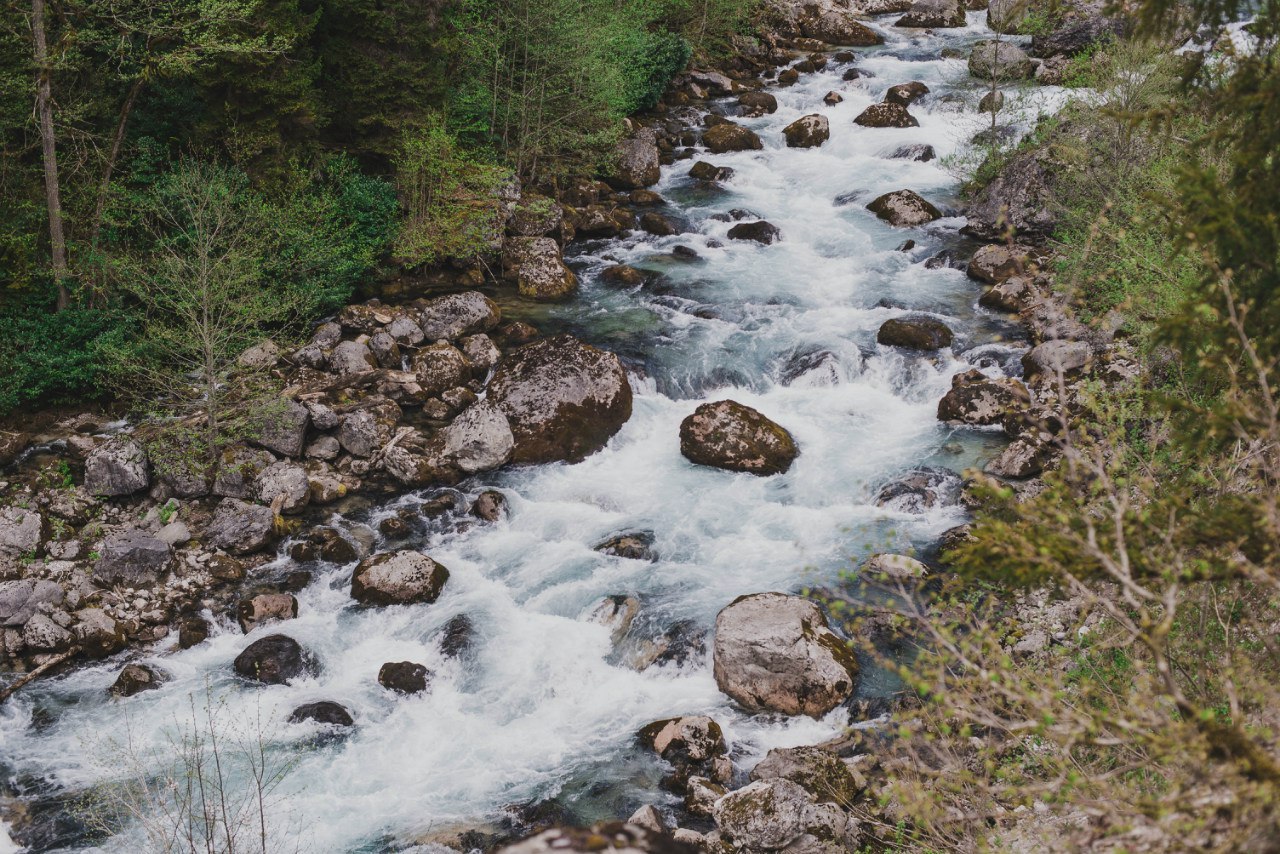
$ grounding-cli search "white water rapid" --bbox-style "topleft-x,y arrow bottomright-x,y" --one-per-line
1,13 -> 1069,853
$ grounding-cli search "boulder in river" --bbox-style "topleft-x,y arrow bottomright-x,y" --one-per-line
877,315 -> 953,350
289,701 -> 354,727
237,592 -> 299,633
937,369 -> 1030,425
471,489 -> 508,522
713,592 -> 859,717
94,528 -> 172,587
867,189 -> 942,226
609,131 -> 661,190
702,122 -> 763,154
502,237 -> 578,301
968,243 -> 1046,283
854,102 -> 919,128
233,634 -> 313,685
595,530 -> 656,561
738,91 -> 778,117
638,715 -> 732,791
601,264 -> 646,286
794,6 -> 885,45
727,220 -> 781,244
883,80 -> 930,106
351,549 -> 450,607
109,663 -> 168,698
487,334 -> 633,464
379,660 -> 431,694
85,438 -> 149,497
206,498 -> 276,555
969,40 -> 1034,80
679,400 -> 798,476
783,114 -> 830,148
688,161 -> 734,182
897,0 -> 966,27
442,402 -> 515,473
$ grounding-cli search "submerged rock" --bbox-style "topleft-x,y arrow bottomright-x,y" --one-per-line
289,701 -> 354,727
351,550 -> 449,607
487,335 -> 633,464
713,592 -> 858,717
679,400 -> 798,476
727,220 -> 781,244
595,530 -> 657,561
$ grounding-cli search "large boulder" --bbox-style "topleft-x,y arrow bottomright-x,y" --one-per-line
610,131 -> 661,190
85,438 -> 149,497
337,403 -> 401,458
206,498 -> 276,555
937,369 -> 1030,425
967,243 -> 1046,284
253,461 -> 310,514
679,400 -> 798,476
969,40 -> 1034,80
248,400 -> 310,458
962,147 -> 1056,241
330,340 -> 379,375
794,5 -> 884,45
379,660 -> 431,694
713,592 -> 859,717
867,190 -> 941,226
883,81 -> 930,106
411,343 -> 472,396
783,114 -> 830,148
237,592 -> 298,633
23,613 -> 74,651
0,579 -> 64,627
877,316 -> 953,350
487,335 -> 633,464
897,0 -> 966,27
442,402 -> 515,473
109,663 -> 168,698
738,91 -> 778,117
713,779 -> 858,852
94,529 -> 173,587
289,701 -> 354,727
750,745 -> 862,805
233,634 -> 313,685
351,549 -> 449,607
703,122 -> 763,154
688,161 -> 735,182
1022,339 -> 1091,377
853,103 -> 919,128
416,291 -> 501,341
212,445 -> 275,499
0,507 -> 44,558
502,237 -> 578,301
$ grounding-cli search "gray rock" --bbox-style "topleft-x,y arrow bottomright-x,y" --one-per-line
237,340 -> 280,370
854,102 -> 919,128
883,81 -> 930,106
254,462 -> 310,514
0,579 -> 64,627
750,744 -> 863,805
867,190 -> 941,226
488,334 -> 633,464
305,435 -> 340,461
626,805 -> 668,834
94,529 -> 173,587
897,0 -> 966,27
494,823 -> 686,854
937,369 -> 1030,425
962,147 -> 1057,241
876,315 -> 953,350
969,40 -> 1034,80
156,520 -> 192,546
0,506 -> 44,557
23,612 -> 74,651
337,404 -> 400,458
85,438 -> 149,496
351,550 -> 450,607
1022,339 -> 1092,377
502,237 -> 577,301
416,291 -> 501,341
330,340 -> 378,375
237,592 -> 299,633
368,331 -> 401,368
876,466 -> 962,513
582,595 -> 640,646
610,130 -> 661,190
442,402 -> 515,473
861,553 -> 928,581
713,779 -> 857,853
412,342 -> 472,396
713,592 -> 859,717
387,316 -> 425,346
75,607 -> 125,657
460,334 -> 501,374
110,662 -> 168,697
248,400 -> 310,459
783,114 -> 830,148
206,499 -> 276,555
212,445 -> 276,499
233,634 -> 312,685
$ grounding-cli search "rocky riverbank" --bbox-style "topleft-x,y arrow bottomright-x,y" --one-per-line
0,0 -> 1132,848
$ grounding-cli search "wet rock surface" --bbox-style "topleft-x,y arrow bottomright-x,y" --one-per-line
679,400 -> 798,476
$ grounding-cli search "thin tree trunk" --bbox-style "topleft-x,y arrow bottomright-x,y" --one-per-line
87,75 -> 145,300
31,0 -> 70,310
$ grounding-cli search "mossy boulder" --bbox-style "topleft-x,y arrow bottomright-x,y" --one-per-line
679,400 -> 798,476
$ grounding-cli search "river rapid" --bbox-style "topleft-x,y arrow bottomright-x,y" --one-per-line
1,12 -> 1067,853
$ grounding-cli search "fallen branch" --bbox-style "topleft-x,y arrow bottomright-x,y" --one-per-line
0,646 -> 80,704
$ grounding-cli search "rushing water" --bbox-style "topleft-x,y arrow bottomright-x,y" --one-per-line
1,13 -> 1069,853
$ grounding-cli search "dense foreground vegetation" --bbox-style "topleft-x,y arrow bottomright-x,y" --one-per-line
834,2 -> 1280,848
